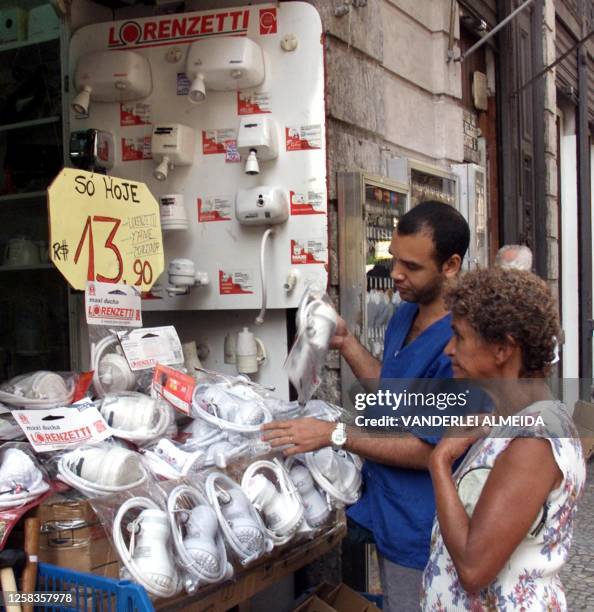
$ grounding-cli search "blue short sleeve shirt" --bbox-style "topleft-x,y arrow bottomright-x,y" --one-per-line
347,301 -> 453,570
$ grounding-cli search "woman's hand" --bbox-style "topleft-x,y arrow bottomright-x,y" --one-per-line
430,425 -> 489,469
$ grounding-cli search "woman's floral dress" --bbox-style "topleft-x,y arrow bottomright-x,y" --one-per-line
421,401 -> 586,611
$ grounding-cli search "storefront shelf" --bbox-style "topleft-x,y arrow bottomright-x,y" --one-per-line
0,264 -> 54,272
0,191 -> 46,203
0,34 -> 59,53
0,116 -> 61,133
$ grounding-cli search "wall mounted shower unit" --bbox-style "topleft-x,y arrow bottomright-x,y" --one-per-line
71,50 -> 152,115
185,37 -> 265,104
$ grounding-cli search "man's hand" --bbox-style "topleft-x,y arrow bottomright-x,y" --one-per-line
329,316 -> 349,350
261,418 -> 335,456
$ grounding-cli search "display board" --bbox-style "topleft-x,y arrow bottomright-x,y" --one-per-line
69,2 -> 327,311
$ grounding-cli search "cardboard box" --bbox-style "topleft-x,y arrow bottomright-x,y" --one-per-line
35,494 -> 119,578
574,401 -> 594,460
295,582 -> 381,612
294,596 -> 336,612
325,584 -> 381,612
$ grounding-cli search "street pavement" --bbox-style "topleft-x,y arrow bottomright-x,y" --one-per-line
561,457 -> 594,610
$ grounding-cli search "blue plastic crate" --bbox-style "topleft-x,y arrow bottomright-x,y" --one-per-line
36,562 -> 154,612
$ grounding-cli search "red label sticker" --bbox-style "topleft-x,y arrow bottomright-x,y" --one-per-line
219,270 -> 254,295
152,364 -> 195,415
121,137 -> 152,161
259,8 -> 277,35
120,102 -> 151,126
237,92 -> 271,115
72,371 -> 94,403
291,239 -> 327,265
202,129 -> 236,155
290,190 -> 326,216
197,197 -> 232,222
141,290 -> 163,300
286,126 -> 322,151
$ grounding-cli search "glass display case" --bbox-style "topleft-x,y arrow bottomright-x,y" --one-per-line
409,161 -> 457,208
363,183 -> 407,360
337,172 -> 409,404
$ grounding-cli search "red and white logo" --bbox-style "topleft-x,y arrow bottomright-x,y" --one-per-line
259,8 -> 277,35
108,11 -> 250,49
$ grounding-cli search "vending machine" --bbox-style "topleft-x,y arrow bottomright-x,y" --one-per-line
337,172 -> 409,405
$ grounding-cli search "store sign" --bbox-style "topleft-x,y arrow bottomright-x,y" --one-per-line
107,10 -> 250,49
48,168 -> 164,292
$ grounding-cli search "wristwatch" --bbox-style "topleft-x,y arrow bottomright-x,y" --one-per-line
331,422 -> 347,449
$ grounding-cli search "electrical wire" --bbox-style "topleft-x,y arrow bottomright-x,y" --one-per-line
255,228 -> 274,325
305,450 -> 362,507
91,335 -> 136,398
167,484 -> 233,587
191,385 -> 272,434
113,496 -> 180,598
241,458 -> 304,545
100,395 -> 172,443
57,448 -> 148,497
205,472 -> 272,566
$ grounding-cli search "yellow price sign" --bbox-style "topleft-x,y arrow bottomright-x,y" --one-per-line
48,168 -> 164,292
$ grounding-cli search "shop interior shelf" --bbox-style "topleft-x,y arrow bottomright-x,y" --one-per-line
0,116 -> 61,133
0,264 -> 54,272
0,191 -> 47,203
0,34 -> 59,53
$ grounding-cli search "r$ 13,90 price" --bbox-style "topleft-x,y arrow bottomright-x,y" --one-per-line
74,214 -> 154,286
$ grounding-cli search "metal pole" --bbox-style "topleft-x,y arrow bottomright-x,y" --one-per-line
577,38 -> 593,393
512,29 -> 594,97
447,0 -> 457,61
455,0 -> 536,62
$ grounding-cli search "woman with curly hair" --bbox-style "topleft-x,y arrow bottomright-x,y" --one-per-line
421,268 -> 585,611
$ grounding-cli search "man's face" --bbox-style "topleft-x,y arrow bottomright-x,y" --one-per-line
389,231 -> 443,304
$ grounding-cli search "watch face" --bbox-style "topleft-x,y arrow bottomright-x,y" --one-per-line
332,428 -> 346,446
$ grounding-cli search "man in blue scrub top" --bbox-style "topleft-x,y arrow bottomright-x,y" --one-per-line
262,202 -> 470,611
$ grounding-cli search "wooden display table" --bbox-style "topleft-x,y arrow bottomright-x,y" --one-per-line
156,522 -> 347,612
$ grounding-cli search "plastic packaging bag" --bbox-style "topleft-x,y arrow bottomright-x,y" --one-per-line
284,288 -> 338,404
239,457 -> 306,547
161,478 -> 234,594
89,327 -> 137,398
0,371 -> 76,408
0,442 -> 50,509
91,482 -> 182,599
204,470 -> 273,567
191,380 -> 272,434
98,391 -> 175,445
53,440 -> 151,498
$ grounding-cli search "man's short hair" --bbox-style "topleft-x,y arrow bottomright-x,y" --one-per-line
397,201 -> 470,265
